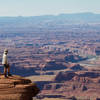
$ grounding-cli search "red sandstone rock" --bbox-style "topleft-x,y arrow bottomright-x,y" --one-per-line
0,75 -> 39,100
41,71 -> 100,99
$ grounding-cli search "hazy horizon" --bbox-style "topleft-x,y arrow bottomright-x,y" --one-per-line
0,12 -> 100,17
0,0 -> 100,16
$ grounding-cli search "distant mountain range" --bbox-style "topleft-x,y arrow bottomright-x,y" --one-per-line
0,12 -> 100,34
0,12 -> 100,22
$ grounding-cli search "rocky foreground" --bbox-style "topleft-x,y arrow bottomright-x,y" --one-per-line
0,74 -> 39,100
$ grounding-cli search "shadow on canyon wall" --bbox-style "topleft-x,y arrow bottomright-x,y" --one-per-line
0,64 -> 38,77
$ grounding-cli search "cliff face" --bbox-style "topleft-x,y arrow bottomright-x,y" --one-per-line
0,75 -> 39,100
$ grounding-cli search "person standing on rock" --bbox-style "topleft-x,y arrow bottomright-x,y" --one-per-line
2,49 -> 12,78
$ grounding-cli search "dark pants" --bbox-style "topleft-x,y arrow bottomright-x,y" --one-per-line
4,64 -> 9,68
3,64 -> 10,75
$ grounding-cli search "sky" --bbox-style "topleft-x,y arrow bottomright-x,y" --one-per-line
0,0 -> 100,16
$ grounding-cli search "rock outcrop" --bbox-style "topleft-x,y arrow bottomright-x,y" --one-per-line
41,71 -> 100,99
0,74 -> 39,100
43,61 -> 67,71
70,64 -> 86,71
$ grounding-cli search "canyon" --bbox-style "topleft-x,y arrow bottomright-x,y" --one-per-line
0,13 -> 100,100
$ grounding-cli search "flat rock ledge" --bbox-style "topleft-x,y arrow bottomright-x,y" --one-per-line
0,75 -> 40,100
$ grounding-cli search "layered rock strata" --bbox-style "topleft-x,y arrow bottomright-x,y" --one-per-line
0,75 -> 39,100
